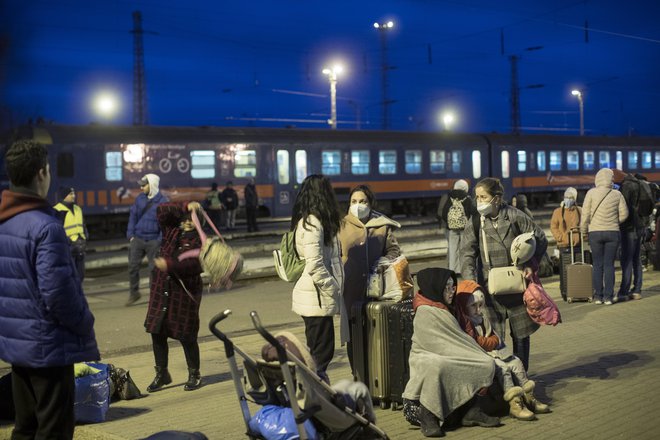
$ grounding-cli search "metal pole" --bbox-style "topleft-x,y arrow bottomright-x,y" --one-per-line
578,96 -> 584,136
379,29 -> 389,130
329,74 -> 337,130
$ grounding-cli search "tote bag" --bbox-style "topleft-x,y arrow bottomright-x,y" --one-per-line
367,255 -> 414,301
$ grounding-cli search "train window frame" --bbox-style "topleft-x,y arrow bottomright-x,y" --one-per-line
190,150 -> 216,179
351,150 -> 370,175
616,151 -> 623,170
472,150 -> 482,179
405,150 -> 422,174
566,151 -> 579,171
105,151 -> 122,182
295,150 -> 308,184
583,151 -> 595,171
501,150 -> 510,179
429,150 -> 446,174
655,151 -> 660,169
517,150 -> 527,172
378,149 -> 397,175
56,152 -> 74,178
537,151 -> 546,172
549,151 -> 562,171
234,149 -> 257,178
599,151 -> 611,168
276,150 -> 290,184
321,150 -> 341,176
451,151 -> 462,173
641,151 -> 652,170
628,151 -> 638,169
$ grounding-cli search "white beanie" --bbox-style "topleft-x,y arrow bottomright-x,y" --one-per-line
453,179 -> 469,192
564,187 -> 577,199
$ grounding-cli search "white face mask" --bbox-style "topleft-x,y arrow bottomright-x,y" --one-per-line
350,203 -> 370,220
477,201 -> 493,216
564,198 -> 575,208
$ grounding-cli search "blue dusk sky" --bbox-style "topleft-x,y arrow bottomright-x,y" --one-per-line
1,0 -> 659,135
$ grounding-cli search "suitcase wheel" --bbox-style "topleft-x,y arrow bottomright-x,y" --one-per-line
587,298 -> 593,303
379,400 -> 390,410
391,402 -> 401,411
567,297 -> 573,303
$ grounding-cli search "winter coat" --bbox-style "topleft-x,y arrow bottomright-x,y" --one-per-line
550,204 -> 583,248
244,183 -> 258,208
580,168 -> 628,233
460,205 -> 547,340
440,189 -> 475,227
221,187 -> 239,210
127,191 -> 168,241
144,202 -> 204,341
0,190 -> 99,368
619,174 -> 644,232
338,211 -> 400,315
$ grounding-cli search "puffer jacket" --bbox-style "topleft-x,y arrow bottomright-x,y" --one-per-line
127,191 -> 168,240
0,190 -> 99,368
292,215 -> 343,318
580,168 -> 628,233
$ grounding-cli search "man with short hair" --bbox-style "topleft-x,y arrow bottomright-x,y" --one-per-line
616,171 -> 645,301
220,180 -> 238,230
126,173 -> 167,306
0,139 -> 99,439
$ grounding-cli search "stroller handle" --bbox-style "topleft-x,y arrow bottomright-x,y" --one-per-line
209,309 -> 235,358
250,311 -> 289,365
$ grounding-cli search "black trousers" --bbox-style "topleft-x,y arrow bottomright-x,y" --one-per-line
512,336 -> 531,371
302,316 -> 335,380
246,207 -> 258,232
151,333 -> 200,370
11,364 -> 75,440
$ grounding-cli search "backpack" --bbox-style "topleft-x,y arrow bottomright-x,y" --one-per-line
636,178 -> 655,217
273,229 -> 305,283
523,282 -> 562,326
446,197 -> 468,230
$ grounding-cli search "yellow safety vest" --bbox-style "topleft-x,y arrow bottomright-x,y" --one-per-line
54,203 -> 86,242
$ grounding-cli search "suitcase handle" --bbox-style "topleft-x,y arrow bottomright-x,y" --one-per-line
569,228 -> 585,264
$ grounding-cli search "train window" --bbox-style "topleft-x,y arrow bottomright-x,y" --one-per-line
322,150 -> 341,175
234,150 -> 256,177
537,151 -> 546,171
641,151 -> 652,169
628,151 -> 638,169
616,151 -> 623,169
583,151 -> 595,170
351,150 -> 370,175
451,151 -> 461,173
276,150 -> 289,184
190,151 -> 215,179
599,151 -> 611,168
295,150 -> 308,184
567,151 -> 579,171
517,151 -> 527,172
57,153 -> 74,178
472,150 -> 482,179
501,151 -> 510,178
430,150 -> 446,173
379,150 -> 397,175
655,152 -> 660,168
549,151 -> 562,171
105,152 -> 122,181
405,150 -> 422,174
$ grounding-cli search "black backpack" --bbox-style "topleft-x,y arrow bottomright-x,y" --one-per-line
636,178 -> 655,217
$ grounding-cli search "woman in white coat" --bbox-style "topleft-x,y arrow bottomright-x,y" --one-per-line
290,174 -> 344,383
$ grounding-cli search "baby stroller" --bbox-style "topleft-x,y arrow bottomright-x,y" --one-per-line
209,310 -> 389,440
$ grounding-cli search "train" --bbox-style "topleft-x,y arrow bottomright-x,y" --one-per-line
1,124 -> 659,238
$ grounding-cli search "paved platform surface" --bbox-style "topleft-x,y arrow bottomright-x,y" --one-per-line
2,268 -> 659,440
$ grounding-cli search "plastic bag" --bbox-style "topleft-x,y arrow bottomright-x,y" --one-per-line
74,362 -> 110,424
367,255 -> 414,301
248,405 -> 318,440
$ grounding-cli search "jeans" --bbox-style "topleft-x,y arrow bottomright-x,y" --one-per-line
589,231 -> 620,302
128,237 -> 161,298
302,316 -> 335,381
618,229 -> 643,297
226,209 -> 237,229
446,229 -> 463,273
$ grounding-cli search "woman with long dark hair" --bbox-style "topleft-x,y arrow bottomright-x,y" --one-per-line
290,174 -> 344,383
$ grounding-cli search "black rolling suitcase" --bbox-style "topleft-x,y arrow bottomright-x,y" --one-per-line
387,299 -> 414,410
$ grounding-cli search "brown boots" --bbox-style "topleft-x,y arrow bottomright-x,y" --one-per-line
504,386 -> 535,421
522,380 -> 551,414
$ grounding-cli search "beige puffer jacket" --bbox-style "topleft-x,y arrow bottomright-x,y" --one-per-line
580,168 -> 629,233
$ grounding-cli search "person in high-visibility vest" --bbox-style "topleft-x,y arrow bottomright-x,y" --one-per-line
54,186 -> 88,281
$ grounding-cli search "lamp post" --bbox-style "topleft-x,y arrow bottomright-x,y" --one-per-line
322,65 -> 343,129
441,112 -> 455,131
571,89 -> 584,136
374,20 -> 394,130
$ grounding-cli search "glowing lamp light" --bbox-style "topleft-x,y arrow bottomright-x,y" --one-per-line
92,91 -> 119,119
441,111 -> 456,131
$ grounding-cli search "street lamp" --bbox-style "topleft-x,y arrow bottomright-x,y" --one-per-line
92,91 -> 120,120
571,89 -> 584,136
374,20 -> 394,130
322,65 -> 343,130
441,112 -> 455,131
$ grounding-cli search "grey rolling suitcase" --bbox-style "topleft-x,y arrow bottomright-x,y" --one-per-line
566,229 -> 593,303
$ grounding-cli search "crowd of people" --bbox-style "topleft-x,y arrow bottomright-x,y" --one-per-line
0,136 -> 658,439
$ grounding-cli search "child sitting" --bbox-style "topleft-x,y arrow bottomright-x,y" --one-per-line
454,280 -> 551,421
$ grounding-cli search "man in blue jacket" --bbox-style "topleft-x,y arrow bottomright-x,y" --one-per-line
126,173 -> 167,305
0,139 -> 99,439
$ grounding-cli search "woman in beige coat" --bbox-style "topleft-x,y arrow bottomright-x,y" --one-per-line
338,185 -> 400,372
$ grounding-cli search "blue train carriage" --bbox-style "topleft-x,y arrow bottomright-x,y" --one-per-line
487,133 -> 660,208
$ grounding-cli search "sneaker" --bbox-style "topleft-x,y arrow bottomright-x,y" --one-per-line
604,301 -> 613,305
594,300 -> 603,305
630,293 -> 642,300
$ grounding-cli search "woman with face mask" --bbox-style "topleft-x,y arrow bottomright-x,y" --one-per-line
460,178 -> 548,372
337,184 -> 401,373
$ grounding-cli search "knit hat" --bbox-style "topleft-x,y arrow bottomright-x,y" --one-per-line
58,186 -> 74,201
564,187 -> 577,199
453,179 -> 469,192
416,268 -> 457,306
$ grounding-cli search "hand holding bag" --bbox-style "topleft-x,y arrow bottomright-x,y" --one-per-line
481,217 -> 526,296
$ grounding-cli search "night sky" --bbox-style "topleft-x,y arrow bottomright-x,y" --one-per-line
2,0 -> 659,135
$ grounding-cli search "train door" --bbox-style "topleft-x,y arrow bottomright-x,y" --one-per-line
272,147 -> 308,217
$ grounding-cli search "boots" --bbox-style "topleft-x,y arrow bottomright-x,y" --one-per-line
522,381 -> 551,414
461,396 -> 500,427
419,405 -> 444,437
146,366 -> 172,393
184,368 -> 202,391
504,386 -> 535,421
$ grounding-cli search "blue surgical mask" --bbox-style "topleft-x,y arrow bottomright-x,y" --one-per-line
564,198 -> 575,208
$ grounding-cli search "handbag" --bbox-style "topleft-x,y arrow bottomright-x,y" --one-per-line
481,217 -> 526,296
367,255 -> 414,301
108,364 -> 143,400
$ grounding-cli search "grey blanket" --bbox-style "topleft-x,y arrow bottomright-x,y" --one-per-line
402,306 -> 496,424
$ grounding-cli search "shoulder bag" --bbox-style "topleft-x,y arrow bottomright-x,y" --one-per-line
481,216 -> 526,296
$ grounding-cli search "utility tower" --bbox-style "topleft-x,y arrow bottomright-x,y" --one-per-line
131,11 -> 147,126
509,55 -> 520,135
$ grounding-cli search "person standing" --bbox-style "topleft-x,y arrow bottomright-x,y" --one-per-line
205,182 -> 224,230
54,186 -> 88,281
221,180 -> 238,230
616,172 -> 644,301
0,140 -> 99,439
126,173 -> 167,306
290,175 -> 344,383
440,179 -> 475,273
580,168 -> 628,305
244,178 -> 259,232
550,187 -> 584,300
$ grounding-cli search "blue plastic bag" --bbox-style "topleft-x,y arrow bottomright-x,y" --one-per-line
74,362 -> 110,424
248,405 -> 318,440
